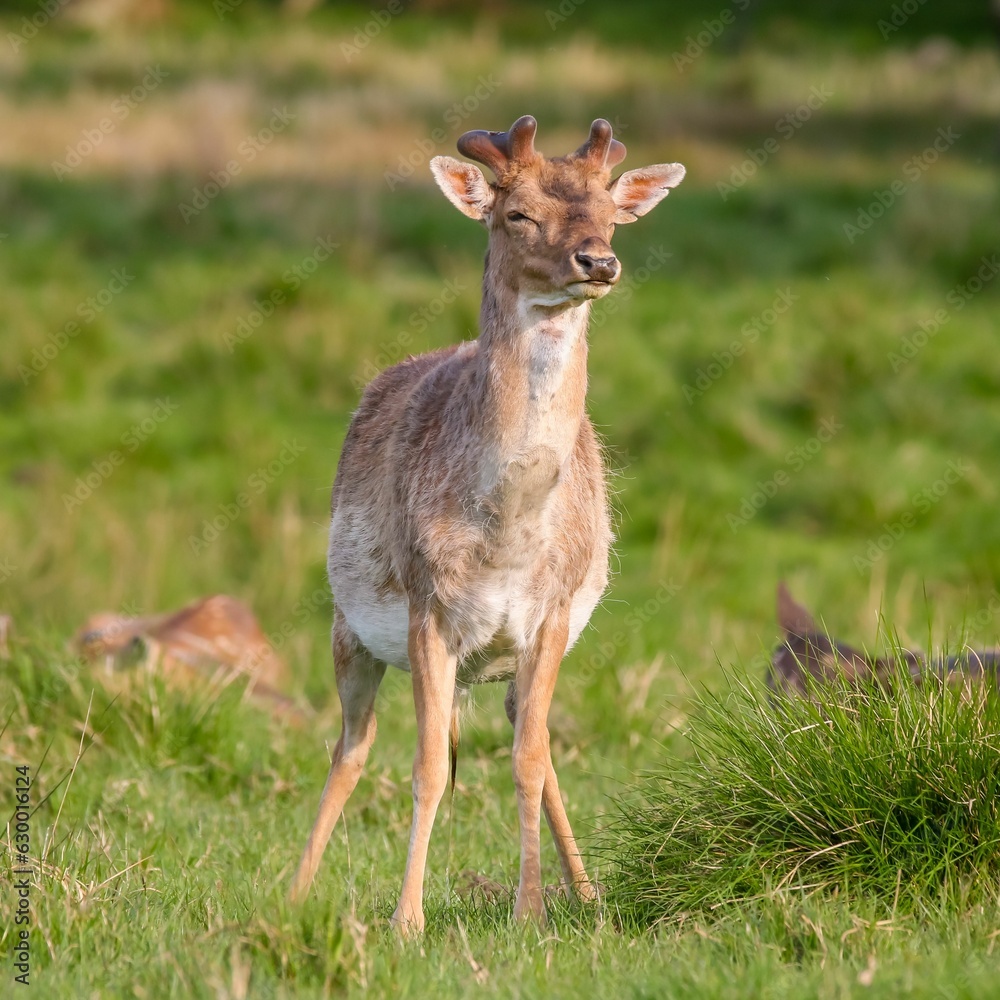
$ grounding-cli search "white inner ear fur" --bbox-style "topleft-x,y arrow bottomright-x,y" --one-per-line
429,156 -> 496,221
610,163 -> 686,224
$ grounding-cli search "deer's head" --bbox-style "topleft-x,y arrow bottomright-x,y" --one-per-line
430,115 -> 685,308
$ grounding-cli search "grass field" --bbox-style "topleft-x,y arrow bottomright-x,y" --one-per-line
2,2 -> 1000,996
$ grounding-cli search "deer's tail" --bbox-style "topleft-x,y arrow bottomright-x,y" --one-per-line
449,700 -> 460,796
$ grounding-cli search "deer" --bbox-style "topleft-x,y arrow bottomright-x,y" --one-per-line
288,114 -> 685,932
769,581 -> 1000,700
72,594 -> 302,718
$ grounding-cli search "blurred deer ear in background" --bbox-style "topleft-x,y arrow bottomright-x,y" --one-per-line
776,580 -> 819,637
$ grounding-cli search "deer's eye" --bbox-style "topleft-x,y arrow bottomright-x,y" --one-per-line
506,211 -> 533,224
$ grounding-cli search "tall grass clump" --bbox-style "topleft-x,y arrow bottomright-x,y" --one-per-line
605,670 -> 1000,930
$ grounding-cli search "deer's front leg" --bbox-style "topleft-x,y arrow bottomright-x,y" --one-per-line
392,611 -> 458,935
511,605 -> 570,923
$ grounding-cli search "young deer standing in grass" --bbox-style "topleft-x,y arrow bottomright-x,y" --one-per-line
289,115 -> 685,931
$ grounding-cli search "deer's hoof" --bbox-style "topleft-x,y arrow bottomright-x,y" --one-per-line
390,903 -> 425,938
513,889 -> 548,925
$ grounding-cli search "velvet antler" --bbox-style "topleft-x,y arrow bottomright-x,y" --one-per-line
572,118 -> 626,170
457,114 -> 538,180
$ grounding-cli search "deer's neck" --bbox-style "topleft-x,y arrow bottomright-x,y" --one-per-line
471,268 -> 590,498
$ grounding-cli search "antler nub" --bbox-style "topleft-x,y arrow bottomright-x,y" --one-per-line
573,118 -> 626,170
457,115 -> 625,177
457,114 -> 538,180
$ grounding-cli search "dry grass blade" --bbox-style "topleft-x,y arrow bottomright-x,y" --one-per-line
42,691 -> 95,866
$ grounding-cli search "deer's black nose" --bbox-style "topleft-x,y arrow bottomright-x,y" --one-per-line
574,250 -> 620,283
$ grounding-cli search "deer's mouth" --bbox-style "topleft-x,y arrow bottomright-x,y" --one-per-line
570,278 -> 616,299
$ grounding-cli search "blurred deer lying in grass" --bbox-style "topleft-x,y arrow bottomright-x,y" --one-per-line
73,594 -> 304,720
768,582 -> 1000,698
288,115 -> 685,932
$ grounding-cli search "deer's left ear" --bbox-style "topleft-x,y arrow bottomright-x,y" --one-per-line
610,163 -> 686,223
430,156 -> 496,221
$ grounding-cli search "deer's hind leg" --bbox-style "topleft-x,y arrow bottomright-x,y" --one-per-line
289,608 -> 386,902
504,676 -> 596,908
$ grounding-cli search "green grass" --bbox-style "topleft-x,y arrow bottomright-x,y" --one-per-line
606,671 -> 1000,929
2,3 -> 1000,996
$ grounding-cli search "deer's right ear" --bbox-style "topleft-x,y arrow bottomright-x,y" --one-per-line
430,156 -> 495,221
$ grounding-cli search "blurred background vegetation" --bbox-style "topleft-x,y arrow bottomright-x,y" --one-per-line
2,0 -> 998,707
